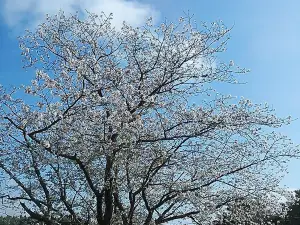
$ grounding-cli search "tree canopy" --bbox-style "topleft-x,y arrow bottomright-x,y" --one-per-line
0,12 -> 298,225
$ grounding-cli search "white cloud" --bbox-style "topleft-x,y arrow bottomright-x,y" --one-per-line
1,0 -> 158,29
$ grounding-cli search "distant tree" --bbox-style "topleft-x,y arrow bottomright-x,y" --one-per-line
216,190 -> 300,225
213,197 -> 287,225
0,216 -> 38,225
276,190 -> 300,225
0,216 -> 19,225
0,11 -> 299,225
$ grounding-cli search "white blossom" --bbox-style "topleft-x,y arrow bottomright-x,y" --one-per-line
0,11 -> 298,225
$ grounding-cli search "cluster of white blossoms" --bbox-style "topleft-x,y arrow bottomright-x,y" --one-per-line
0,12 -> 298,225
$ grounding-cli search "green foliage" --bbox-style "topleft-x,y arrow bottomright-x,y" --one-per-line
0,216 -> 38,225
0,216 -> 19,225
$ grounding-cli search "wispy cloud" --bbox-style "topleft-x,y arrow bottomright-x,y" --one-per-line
1,0 -> 158,29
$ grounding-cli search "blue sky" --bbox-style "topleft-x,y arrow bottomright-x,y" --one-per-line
0,0 -> 300,188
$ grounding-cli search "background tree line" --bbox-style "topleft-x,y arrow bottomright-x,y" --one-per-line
0,216 -> 38,225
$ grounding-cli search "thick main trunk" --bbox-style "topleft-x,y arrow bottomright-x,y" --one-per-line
143,211 -> 154,225
103,156 -> 113,225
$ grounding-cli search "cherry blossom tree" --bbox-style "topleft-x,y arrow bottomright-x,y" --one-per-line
0,12 -> 298,225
